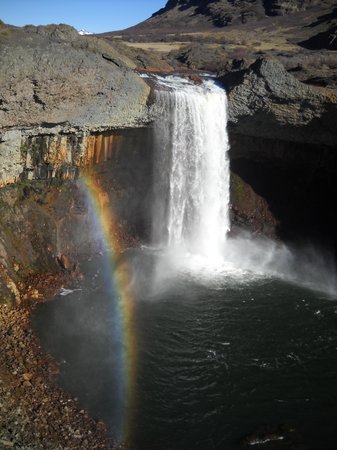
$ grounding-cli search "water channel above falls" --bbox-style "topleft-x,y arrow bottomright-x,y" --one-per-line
33,75 -> 337,449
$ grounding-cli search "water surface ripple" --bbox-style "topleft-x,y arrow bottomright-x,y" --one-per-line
33,251 -> 337,450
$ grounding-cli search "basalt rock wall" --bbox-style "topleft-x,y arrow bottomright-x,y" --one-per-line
223,59 -> 337,254
0,128 -> 154,304
0,23 -> 155,304
0,23 -> 152,187
229,135 -> 337,250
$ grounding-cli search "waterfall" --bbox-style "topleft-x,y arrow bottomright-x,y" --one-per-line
152,76 -> 230,261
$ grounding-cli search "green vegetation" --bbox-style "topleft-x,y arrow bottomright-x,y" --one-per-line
20,142 -> 42,165
0,20 -> 10,38
20,144 -> 29,160
15,179 -> 50,202
30,143 -> 42,165
231,173 -> 246,206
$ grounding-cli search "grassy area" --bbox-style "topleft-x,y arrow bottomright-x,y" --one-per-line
119,24 -> 300,54
122,38 -> 297,56
123,41 -> 189,52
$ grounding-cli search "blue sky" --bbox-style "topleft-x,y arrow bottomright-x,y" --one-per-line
1,0 -> 167,33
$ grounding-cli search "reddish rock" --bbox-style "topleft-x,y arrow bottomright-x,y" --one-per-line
57,254 -> 75,272
181,73 -> 203,84
22,373 -> 33,381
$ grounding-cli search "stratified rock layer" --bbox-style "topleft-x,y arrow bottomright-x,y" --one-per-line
0,128 -> 153,303
0,24 -> 152,187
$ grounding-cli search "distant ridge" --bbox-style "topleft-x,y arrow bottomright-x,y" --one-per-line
104,0 -> 337,35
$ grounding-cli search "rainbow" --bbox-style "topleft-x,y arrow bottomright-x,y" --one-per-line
79,171 -> 136,444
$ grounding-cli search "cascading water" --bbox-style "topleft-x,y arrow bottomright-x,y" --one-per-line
32,75 -> 337,450
150,74 -> 337,294
152,76 -> 230,261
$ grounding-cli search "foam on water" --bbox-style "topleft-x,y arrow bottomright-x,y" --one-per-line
59,288 -> 82,296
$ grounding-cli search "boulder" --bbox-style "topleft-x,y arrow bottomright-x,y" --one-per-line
57,254 -> 76,272
219,57 -> 337,147
0,24 -> 150,130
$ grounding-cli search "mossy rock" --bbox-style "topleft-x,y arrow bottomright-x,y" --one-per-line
230,172 -> 247,206
0,283 -> 16,306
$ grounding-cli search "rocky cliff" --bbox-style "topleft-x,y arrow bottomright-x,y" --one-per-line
0,24 -> 151,186
0,23 -> 154,302
156,0 -> 335,18
221,58 -> 337,147
221,58 -> 337,250
0,128 -> 153,304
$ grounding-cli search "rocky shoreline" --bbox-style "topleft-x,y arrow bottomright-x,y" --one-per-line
0,271 -> 114,449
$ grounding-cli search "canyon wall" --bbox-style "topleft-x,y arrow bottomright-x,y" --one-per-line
0,24 -> 155,304
0,129 -> 154,304
1,23 -> 337,303
223,58 -> 337,254
0,24 -> 152,187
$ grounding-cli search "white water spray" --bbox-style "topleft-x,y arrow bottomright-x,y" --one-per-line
150,74 -> 337,297
152,76 -> 230,260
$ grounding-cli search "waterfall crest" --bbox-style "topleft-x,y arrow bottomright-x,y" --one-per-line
152,76 -> 230,260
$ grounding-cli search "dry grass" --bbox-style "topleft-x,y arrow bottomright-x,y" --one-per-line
120,28 -> 299,55
123,41 -> 189,52
122,37 -> 294,54
190,28 -> 299,51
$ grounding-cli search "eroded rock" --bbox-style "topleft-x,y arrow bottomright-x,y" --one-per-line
0,24 -> 150,129
220,57 -> 337,146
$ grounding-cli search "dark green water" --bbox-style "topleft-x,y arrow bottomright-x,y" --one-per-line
32,251 -> 337,449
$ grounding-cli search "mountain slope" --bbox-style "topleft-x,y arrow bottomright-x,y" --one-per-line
113,0 -> 337,33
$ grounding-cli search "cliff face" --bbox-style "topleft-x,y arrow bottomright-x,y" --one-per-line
0,24 -> 151,187
221,58 -> 337,251
0,23 -> 155,303
0,128 -> 154,304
